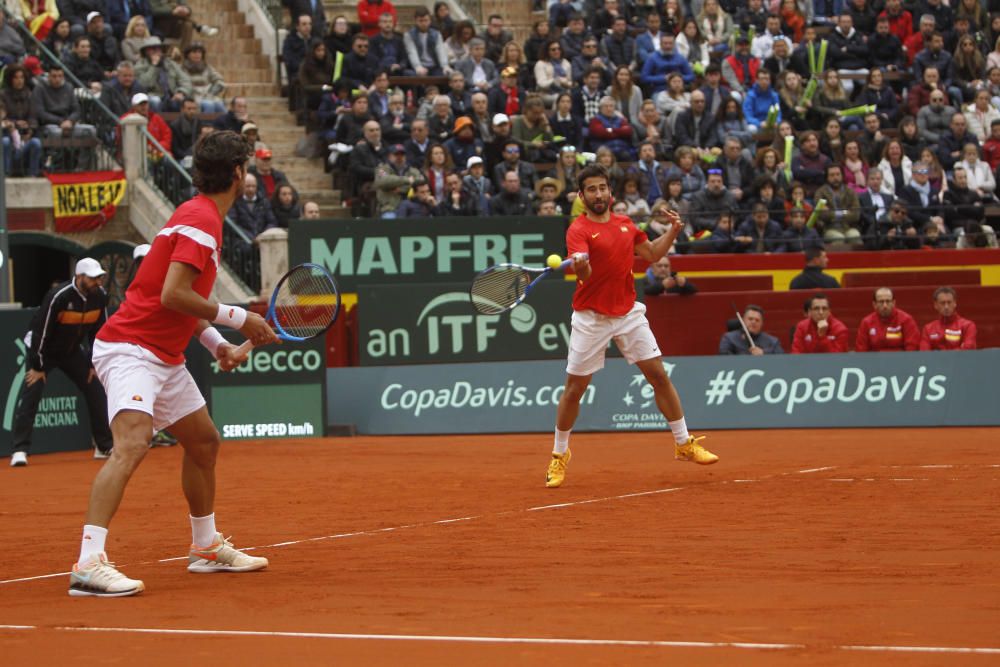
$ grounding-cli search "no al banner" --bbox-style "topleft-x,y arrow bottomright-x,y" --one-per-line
46,170 -> 127,233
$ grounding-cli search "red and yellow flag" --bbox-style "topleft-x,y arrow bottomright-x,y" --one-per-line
46,171 -> 127,233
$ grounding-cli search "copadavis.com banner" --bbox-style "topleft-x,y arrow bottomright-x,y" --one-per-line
326,351 -> 1000,434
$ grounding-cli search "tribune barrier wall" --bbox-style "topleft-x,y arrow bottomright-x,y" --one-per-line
326,351 -> 1000,434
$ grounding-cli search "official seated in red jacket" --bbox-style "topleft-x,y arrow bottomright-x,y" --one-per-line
856,287 -> 920,352
791,293 -> 850,353
920,286 -> 978,350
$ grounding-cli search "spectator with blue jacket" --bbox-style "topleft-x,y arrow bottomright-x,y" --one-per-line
640,34 -> 694,95
635,12 -> 663,65
742,68 -> 780,131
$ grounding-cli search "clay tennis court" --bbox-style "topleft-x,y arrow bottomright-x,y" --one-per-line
3,427 -> 998,665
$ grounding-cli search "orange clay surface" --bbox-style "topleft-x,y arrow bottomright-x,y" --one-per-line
2,428 -> 999,666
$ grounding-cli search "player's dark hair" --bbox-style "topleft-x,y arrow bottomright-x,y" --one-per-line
577,164 -> 610,191
192,131 -> 253,194
803,245 -> 825,263
805,293 -> 829,313
933,285 -> 956,300
746,304 -> 764,317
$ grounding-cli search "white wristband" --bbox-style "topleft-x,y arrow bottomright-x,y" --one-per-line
213,304 -> 247,330
199,327 -> 227,358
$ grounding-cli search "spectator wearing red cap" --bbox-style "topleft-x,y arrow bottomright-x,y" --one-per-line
791,293 -> 850,353
856,287 -> 920,352
248,147 -> 288,199
920,286 -> 978,350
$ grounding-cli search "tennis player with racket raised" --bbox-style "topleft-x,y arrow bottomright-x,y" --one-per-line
69,131 -> 279,597
545,164 -> 718,488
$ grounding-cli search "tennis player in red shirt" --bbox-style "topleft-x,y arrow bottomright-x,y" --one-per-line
545,164 -> 718,488
920,286 -> 977,350
69,131 -> 279,597
856,287 -> 920,352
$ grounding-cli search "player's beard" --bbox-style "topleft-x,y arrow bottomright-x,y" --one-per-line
585,195 -> 608,215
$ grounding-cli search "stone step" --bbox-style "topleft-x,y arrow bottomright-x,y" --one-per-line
228,82 -> 280,97
202,53 -> 271,70
246,97 -> 292,112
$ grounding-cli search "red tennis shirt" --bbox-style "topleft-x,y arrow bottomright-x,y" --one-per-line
98,195 -> 222,365
566,212 -> 647,317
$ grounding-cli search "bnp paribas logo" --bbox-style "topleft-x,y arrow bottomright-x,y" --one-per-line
621,361 -> 675,408
2,338 -> 27,432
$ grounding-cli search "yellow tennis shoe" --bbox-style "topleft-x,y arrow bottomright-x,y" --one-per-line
675,435 -> 719,465
545,449 -> 571,488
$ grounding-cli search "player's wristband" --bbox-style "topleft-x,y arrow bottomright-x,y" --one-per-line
213,304 -> 247,330
198,326 -> 227,358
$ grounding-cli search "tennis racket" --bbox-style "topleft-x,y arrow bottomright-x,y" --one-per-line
470,253 -> 588,315
234,263 -> 341,356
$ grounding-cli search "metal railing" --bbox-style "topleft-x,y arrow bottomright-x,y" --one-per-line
139,127 -> 260,294
248,0 -> 284,86
455,0 -> 484,24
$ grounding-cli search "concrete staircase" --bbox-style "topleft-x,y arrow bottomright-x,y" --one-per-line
187,0 -> 345,216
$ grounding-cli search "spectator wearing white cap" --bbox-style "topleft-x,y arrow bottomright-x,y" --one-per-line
123,92 -> 173,155
462,155 -> 494,213
65,0 -> 113,37
9,258 -> 114,467
483,112 -> 514,174
85,11 -> 121,72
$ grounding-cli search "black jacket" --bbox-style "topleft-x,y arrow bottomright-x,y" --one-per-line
231,194 -> 278,238
718,329 -> 784,355
789,266 -> 841,290
673,109 -> 719,149
27,280 -> 107,371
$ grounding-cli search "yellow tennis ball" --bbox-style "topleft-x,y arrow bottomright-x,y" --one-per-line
546,254 -> 562,269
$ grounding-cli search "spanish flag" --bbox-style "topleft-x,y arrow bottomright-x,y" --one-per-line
46,170 -> 127,233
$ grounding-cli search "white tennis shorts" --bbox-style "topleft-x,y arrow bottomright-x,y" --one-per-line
566,302 -> 662,376
92,339 -> 206,432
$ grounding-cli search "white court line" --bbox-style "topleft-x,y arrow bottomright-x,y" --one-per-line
0,625 -> 37,630
6,625 -> 993,655
2,465 -> 996,586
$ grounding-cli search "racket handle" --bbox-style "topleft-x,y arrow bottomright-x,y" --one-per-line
234,338 -> 255,357
558,253 -> 589,271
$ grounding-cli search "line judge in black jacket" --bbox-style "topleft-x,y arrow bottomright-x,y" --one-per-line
718,305 -> 785,355
10,259 -> 114,466
789,246 -> 841,290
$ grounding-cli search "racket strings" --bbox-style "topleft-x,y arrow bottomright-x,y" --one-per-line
273,266 -> 338,338
470,267 -> 530,315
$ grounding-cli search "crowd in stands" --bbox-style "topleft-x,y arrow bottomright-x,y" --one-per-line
279,0 -> 1000,251
0,1 -> 327,233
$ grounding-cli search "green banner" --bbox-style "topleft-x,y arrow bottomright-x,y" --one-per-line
359,280 -> 630,365
327,351 -> 1000,434
0,309 -> 92,454
288,217 -> 568,292
206,332 -> 326,440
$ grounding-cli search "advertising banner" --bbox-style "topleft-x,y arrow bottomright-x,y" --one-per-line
326,351 -> 1000,434
359,280 -> 628,365
0,309 -> 92,453
288,217 -> 567,292
208,332 -> 326,440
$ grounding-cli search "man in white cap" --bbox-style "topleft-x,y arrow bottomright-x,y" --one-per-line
126,92 -> 173,154
484,112 -> 513,174
10,258 -> 114,467
84,11 -> 120,72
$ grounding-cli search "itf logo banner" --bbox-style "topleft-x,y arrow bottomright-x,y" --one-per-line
326,351 -> 1000,434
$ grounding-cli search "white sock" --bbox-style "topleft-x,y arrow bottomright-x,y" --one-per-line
190,513 -> 217,547
78,525 -> 108,566
668,418 -> 689,445
553,428 -> 571,455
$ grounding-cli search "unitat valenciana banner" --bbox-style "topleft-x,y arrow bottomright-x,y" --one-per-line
46,171 -> 127,232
